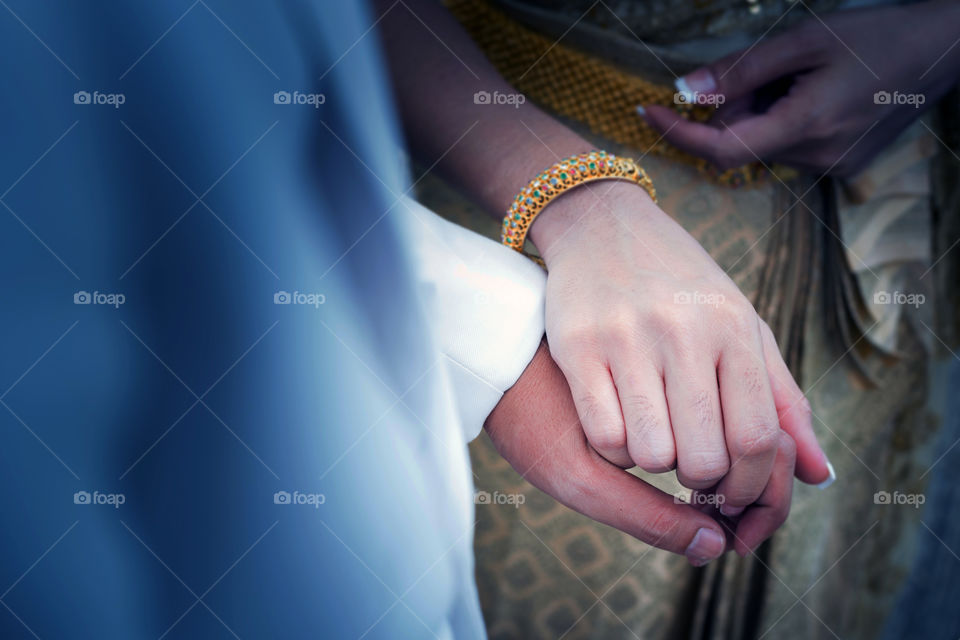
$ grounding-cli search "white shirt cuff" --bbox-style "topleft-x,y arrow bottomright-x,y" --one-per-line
398,197 -> 546,442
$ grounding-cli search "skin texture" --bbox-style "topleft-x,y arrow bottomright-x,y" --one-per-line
374,0 -> 832,557
528,181 -> 829,512
486,342 -> 804,562
642,1 -> 960,176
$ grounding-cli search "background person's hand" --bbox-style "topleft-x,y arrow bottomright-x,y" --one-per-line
486,341 -> 803,563
642,2 -> 960,176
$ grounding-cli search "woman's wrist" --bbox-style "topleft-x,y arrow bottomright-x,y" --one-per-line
528,179 -> 657,263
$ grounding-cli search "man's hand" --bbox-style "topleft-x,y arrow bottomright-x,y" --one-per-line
642,2 -> 960,176
486,341 -> 806,563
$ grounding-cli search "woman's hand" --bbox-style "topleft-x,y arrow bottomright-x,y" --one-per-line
642,2 -> 960,176
529,181 -> 832,514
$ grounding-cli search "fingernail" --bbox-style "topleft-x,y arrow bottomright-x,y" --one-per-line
817,461 -> 836,490
685,528 -> 725,567
676,69 -> 717,96
720,504 -> 744,518
635,105 -> 646,116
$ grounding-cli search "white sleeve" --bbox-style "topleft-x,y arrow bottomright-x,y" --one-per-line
398,197 -> 546,442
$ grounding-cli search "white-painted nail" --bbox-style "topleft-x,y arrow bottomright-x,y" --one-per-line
817,461 -> 836,490
674,77 -> 695,103
677,69 -> 717,95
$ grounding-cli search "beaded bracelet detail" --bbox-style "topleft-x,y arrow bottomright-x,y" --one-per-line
501,151 -> 657,260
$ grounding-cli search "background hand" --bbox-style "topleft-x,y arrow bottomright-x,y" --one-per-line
642,2 -> 960,176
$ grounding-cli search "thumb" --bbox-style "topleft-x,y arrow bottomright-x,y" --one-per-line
567,456 -> 729,566
758,321 -> 835,488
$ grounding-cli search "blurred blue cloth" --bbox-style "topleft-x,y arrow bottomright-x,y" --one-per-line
0,1 -> 483,637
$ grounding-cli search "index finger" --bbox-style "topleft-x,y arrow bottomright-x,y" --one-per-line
642,104 -> 805,169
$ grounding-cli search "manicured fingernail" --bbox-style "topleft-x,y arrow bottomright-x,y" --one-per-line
685,528 -> 725,567
720,504 -> 744,518
817,461 -> 836,490
676,68 -> 717,97
635,104 -> 646,116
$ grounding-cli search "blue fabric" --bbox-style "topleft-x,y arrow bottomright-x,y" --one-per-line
0,1 -> 480,637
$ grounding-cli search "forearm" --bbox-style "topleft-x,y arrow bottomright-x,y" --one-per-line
375,0 -> 633,250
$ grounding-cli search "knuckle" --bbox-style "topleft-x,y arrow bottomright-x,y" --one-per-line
629,437 -> 676,473
622,395 -> 676,471
619,390 -> 657,424
576,392 -> 616,430
634,506 -> 679,545
587,426 -> 628,455
678,453 -> 730,488
731,419 -> 780,458
549,324 -> 594,357
632,449 -> 677,474
719,298 -> 759,339
603,309 -> 637,346
648,301 -> 688,335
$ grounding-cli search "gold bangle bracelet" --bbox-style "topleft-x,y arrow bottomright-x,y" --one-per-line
501,151 -> 657,261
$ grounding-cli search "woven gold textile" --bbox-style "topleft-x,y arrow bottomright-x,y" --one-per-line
446,0 -> 781,187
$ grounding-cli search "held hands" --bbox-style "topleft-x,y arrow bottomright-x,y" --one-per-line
488,341 -> 804,563
516,180 -> 832,555
641,3 -> 960,176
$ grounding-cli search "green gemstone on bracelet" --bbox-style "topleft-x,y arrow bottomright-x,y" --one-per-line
560,172 -> 568,180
